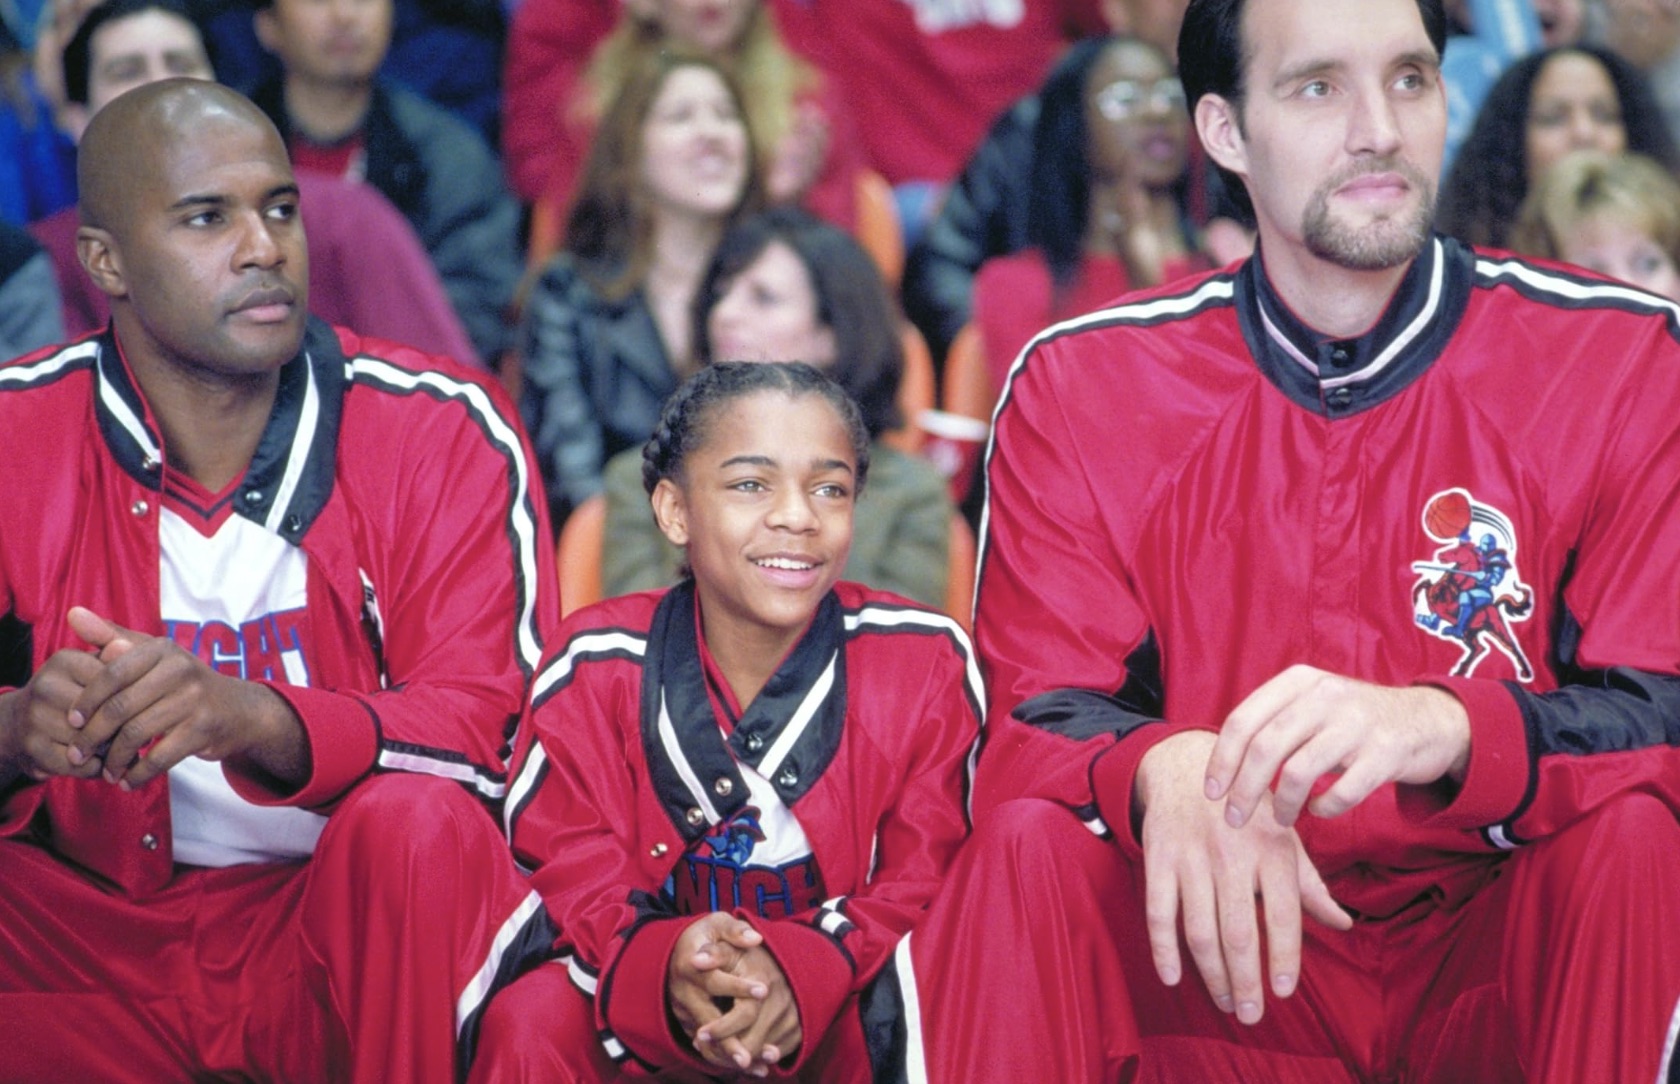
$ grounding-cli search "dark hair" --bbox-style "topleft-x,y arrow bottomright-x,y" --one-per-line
641,361 -> 871,498
1437,44 -> 1680,248
1028,34 -> 1186,290
1177,0 -> 1448,224
63,0 -> 212,106
566,47 -> 764,300
693,207 -> 903,437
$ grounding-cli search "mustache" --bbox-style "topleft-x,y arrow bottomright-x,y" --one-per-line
1324,155 -> 1435,190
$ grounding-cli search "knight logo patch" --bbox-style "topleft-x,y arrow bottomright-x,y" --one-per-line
1411,488 -> 1535,681
664,805 -> 825,919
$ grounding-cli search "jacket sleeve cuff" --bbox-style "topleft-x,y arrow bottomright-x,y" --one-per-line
1397,676 -> 1529,829
599,917 -> 707,1073
225,683 -> 380,809
748,916 -> 854,1072
1091,720 -> 1217,861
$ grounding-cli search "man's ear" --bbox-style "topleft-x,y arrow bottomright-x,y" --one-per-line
1196,92 -> 1249,179
650,478 -> 690,548
75,226 -> 129,300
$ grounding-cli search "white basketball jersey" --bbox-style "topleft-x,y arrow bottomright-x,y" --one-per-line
159,480 -> 327,867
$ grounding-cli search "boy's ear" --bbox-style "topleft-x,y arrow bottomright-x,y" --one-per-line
76,226 -> 130,300
650,478 -> 690,548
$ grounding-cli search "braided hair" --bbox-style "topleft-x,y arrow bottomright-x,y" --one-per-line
642,361 -> 871,498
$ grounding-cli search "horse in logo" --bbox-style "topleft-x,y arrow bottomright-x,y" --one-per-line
1411,488 -> 1535,681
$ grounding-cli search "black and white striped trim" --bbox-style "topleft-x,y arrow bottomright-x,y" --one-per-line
378,739 -> 508,801
656,687 -> 729,827
816,896 -> 856,939
892,933 -> 930,1084
531,629 -> 649,708
502,743 -> 547,844
1475,254 -> 1680,330
1073,801 -> 1113,840
348,355 -> 546,677
844,599 -> 990,820
976,275 -> 1238,595
93,342 -> 164,471
454,888 -> 561,1078
842,604 -> 985,726
505,630 -> 648,837
263,349 -> 322,535
599,1030 -> 630,1063
751,652 -> 837,789
1660,992 -> 1679,1084
0,338 -> 98,389
560,951 -> 600,996
455,889 -> 548,1038
1261,237 -> 1446,390
1481,823 -> 1521,851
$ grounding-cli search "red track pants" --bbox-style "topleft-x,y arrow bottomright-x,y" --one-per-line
902,796 -> 1680,1083
0,775 -> 550,1083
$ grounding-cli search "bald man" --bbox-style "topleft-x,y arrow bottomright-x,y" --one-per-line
0,80 -> 558,1082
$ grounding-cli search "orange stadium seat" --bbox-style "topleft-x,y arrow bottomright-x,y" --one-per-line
941,322 -> 996,424
883,323 -> 935,454
555,493 -> 606,617
853,168 -> 906,289
945,512 -> 977,632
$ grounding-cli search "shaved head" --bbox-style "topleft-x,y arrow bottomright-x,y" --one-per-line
74,76 -> 307,386
79,78 -> 282,233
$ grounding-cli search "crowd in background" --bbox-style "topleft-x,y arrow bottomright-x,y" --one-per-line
4,0 -> 1680,606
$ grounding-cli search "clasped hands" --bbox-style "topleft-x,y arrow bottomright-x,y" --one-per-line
1134,664 -> 1471,1025
668,913 -> 802,1078
0,605 -> 305,791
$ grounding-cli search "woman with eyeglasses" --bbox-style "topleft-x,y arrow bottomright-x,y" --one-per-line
970,34 -> 1206,389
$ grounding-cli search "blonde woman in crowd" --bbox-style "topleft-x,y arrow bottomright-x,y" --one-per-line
1511,148 -> 1680,303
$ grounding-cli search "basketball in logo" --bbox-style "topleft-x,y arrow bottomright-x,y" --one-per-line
1423,489 -> 1472,541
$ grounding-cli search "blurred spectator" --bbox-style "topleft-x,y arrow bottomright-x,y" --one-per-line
972,35 -> 1204,388
250,0 -> 520,364
1438,44 -> 1678,247
1439,0 -> 1556,171
775,0 -> 1107,239
520,49 -> 760,522
1510,148 -> 1680,301
498,0 -> 615,203
0,4 -> 76,223
1101,0 -> 1189,61
531,0 -> 862,232
904,9 -> 1203,363
0,220 -> 64,357
602,207 -> 952,605
380,0 -> 505,144
30,0 -> 480,367
197,0 -> 506,147
0,0 -> 51,46
1587,0 -> 1680,149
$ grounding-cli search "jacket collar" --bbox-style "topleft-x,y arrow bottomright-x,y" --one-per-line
93,316 -> 347,545
640,581 -> 847,843
1233,233 -> 1474,416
